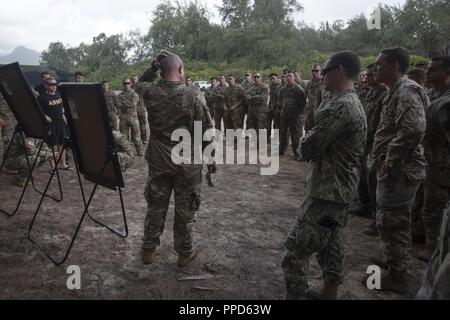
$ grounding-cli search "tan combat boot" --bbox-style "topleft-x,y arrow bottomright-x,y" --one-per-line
379,268 -> 408,294
142,248 -> 157,265
177,247 -> 198,268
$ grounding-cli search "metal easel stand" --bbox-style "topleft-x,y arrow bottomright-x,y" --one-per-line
0,125 -> 63,216
27,142 -> 128,266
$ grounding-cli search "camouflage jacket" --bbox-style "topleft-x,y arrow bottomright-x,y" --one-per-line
247,82 -> 269,113
224,84 -> 247,112
364,86 -> 388,153
105,91 -> 118,114
116,90 -> 139,112
417,201 -> 450,300
300,90 -> 367,204
269,82 -> 280,112
273,84 -> 285,114
241,80 -> 254,93
371,76 -> 429,180
305,79 -> 323,111
423,83 -> 450,186
280,83 -> 306,115
136,79 -> 212,175
213,84 -> 228,111
113,130 -> 134,158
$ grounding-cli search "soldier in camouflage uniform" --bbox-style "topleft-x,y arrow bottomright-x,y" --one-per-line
273,74 -> 286,130
131,75 -> 149,146
370,47 -> 429,293
3,133 -> 52,187
117,79 -> 144,156
279,71 -> 306,160
416,97 -> 450,300
135,51 -> 215,268
112,129 -> 134,172
0,94 -> 17,163
268,73 -> 280,137
283,51 -> 366,300
102,81 -> 119,131
213,75 -> 228,131
224,75 -> 247,130
247,72 -> 270,136
304,64 -> 324,133
204,78 -> 217,119
355,64 -> 388,236
240,72 -> 253,127
416,56 -> 450,262
294,71 -> 308,137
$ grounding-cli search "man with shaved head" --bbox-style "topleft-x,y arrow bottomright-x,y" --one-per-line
136,51 -> 215,268
283,51 -> 367,300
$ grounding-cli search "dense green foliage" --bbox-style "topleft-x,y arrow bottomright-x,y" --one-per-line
40,0 -> 447,89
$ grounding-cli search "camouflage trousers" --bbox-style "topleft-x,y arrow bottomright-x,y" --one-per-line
298,112 -> 306,138
417,201 -> 450,300
376,174 -> 422,272
4,135 -> 51,182
1,118 -> 16,161
143,169 -> 202,255
304,106 -> 315,134
137,103 -> 149,145
280,110 -> 300,155
282,196 -> 349,296
225,107 -> 243,130
247,109 -> 272,131
117,152 -> 134,173
109,112 -> 119,131
119,109 -> 143,154
422,174 -> 450,247
214,108 -> 226,131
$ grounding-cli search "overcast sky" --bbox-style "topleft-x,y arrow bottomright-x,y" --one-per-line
0,0 -> 406,55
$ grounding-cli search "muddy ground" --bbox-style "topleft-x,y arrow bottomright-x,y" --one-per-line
0,142 -> 427,300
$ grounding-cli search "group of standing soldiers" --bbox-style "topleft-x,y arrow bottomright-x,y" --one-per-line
200,67 -> 325,160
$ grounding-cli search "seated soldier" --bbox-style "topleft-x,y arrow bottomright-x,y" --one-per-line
112,129 -> 134,172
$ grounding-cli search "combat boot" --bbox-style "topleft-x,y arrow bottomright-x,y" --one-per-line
178,247 -> 198,268
379,268 -> 408,294
306,280 -> 339,300
142,248 -> 157,265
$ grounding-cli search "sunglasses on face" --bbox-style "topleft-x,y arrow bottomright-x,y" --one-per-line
254,76 -> 261,78
123,82 -> 131,85
312,70 -> 321,73
46,83 -> 57,86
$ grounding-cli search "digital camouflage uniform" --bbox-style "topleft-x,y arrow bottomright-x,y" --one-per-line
4,133 -> 52,184
247,82 -> 270,132
212,84 -> 228,130
136,74 -> 212,256
104,90 -> 119,131
240,79 -> 253,123
304,79 -> 323,133
417,202 -> 450,300
279,83 -> 306,156
370,76 -> 429,272
296,79 -> 308,136
113,130 -> 134,172
358,86 -> 388,215
224,84 -> 247,129
136,93 -> 149,145
422,84 -> 450,248
282,90 -> 367,296
117,89 -> 144,155
273,83 -> 284,130
0,94 -> 17,162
